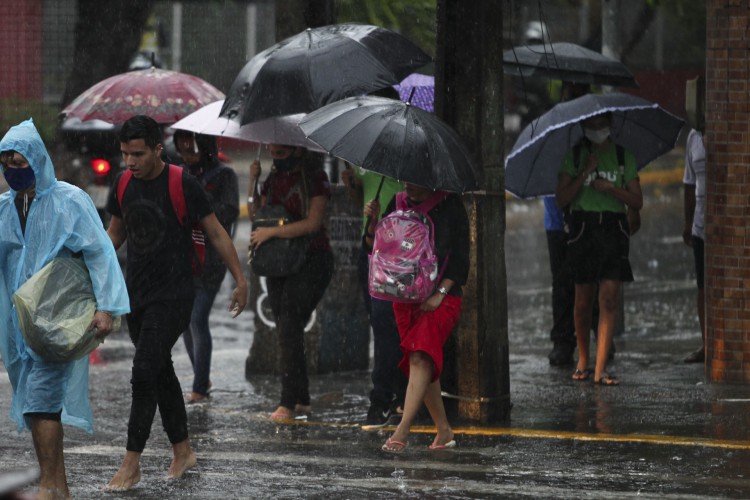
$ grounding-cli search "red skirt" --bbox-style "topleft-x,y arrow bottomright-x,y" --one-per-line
393,295 -> 462,382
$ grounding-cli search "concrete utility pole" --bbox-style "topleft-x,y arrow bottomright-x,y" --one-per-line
601,0 -> 622,61
435,1 -> 510,422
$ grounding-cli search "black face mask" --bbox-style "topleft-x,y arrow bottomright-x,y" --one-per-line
3,167 -> 35,191
273,156 -> 297,172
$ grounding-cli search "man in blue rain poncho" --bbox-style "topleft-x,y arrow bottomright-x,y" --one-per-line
0,119 -> 129,498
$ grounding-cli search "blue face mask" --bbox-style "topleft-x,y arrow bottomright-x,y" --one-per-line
3,167 -> 36,191
273,156 -> 297,172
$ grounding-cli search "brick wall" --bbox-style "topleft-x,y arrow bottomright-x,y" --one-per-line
705,0 -> 750,383
0,0 -> 43,100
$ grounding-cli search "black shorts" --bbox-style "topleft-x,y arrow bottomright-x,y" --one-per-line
567,211 -> 634,284
692,235 -> 704,289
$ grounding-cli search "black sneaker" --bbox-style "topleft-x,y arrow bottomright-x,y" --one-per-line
548,342 -> 575,366
362,405 -> 392,430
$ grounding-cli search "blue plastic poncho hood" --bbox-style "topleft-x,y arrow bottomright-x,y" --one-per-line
0,119 -> 129,432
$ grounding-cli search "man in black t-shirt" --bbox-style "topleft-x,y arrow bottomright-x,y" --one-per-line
104,116 -> 247,491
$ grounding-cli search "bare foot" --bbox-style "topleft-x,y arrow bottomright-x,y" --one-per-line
37,486 -> 71,499
185,392 -> 210,404
104,452 -> 141,491
167,440 -> 197,479
269,406 -> 294,422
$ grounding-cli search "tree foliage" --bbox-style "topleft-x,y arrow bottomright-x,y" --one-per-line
334,0 -> 437,58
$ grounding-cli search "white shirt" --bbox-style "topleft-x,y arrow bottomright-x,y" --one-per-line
682,129 -> 706,240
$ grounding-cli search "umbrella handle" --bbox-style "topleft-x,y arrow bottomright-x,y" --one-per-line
374,176 -> 385,200
248,146 -> 262,204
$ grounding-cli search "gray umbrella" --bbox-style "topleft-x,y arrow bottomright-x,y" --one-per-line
220,24 -> 431,125
299,96 -> 481,193
503,42 -> 639,88
505,92 -> 684,199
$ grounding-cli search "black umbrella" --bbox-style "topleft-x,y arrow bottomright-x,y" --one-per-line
505,92 -> 684,199
220,24 -> 431,125
299,96 -> 482,193
503,42 -> 639,88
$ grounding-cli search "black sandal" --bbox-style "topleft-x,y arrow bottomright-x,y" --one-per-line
571,368 -> 593,381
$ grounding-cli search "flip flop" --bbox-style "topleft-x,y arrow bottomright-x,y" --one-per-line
595,374 -> 620,386
571,368 -> 593,381
382,437 -> 408,454
428,439 -> 457,450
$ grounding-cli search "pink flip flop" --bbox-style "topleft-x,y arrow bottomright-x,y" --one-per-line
428,439 -> 457,450
381,437 -> 408,454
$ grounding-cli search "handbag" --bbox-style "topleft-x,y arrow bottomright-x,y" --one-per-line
250,204 -> 309,276
250,168 -> 310,277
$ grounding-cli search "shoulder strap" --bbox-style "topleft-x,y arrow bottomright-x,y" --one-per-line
168,164 -> 187,226
395,191 -> 448,214
574,138 -> 591,172
116,169 -> 133,210
615,144 -> 625,188
395,191 -> 408,211
414,191 -> 449,214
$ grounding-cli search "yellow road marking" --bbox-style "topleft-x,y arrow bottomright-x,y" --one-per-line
258,415 -> 750,450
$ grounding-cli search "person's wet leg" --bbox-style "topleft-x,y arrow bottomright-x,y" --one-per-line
107,308 -> 155,490
423,379 -> 453,448
573,283 -> 595,376
31,416 -> 70,499
186,287 -> 216,399
154,300 -> 194,477
594,280 -> 620,382
385,351 -> 433,450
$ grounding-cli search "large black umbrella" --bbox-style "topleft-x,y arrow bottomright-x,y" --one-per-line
220,24 -> 431,125
503,42 -> 639,88
299,96 -> 482,193
505,92 -> 684,199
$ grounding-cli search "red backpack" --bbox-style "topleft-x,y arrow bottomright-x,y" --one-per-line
116,164 -> 205,274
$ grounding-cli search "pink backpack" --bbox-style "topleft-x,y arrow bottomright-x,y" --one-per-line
369,191 -> 448,303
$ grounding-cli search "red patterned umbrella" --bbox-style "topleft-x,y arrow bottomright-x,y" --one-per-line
61,68 -> 225,124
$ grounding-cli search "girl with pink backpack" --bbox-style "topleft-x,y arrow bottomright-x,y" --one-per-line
364,182 -> 470,453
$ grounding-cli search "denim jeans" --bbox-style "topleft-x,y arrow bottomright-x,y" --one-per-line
126,299 -> 192,453
182,286 -> 220,395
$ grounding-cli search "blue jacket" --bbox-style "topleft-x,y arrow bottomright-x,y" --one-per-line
0,119 -> 129,432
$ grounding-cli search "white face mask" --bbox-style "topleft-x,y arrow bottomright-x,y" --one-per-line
584,127 -> 610,144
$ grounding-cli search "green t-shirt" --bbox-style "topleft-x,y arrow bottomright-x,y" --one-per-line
559,141 -> 638,213
355,168 -> 402,234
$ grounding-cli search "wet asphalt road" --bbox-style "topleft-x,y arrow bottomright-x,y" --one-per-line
2,176 -> 750,499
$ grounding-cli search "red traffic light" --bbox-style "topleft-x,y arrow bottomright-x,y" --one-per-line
91,158 -> 111,175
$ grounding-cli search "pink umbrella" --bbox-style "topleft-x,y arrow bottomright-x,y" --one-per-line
61,68 -> 225,124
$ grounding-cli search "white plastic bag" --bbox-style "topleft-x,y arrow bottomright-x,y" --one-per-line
12,257 -> 119,362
